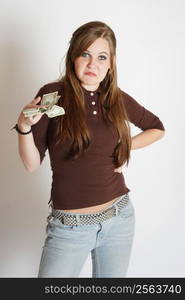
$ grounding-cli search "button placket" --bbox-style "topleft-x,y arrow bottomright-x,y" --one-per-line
89,92 -> 98,116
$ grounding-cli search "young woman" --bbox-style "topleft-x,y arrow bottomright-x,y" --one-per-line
14,21 -> 165,277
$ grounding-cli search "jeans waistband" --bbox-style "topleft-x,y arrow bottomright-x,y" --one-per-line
50,193 -> 130,226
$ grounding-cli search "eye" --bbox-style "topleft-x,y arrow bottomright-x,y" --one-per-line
99,55 -> 107,60
81,52 -> 89,57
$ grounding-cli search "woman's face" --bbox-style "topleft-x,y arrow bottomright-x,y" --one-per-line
74,37 -> 111,91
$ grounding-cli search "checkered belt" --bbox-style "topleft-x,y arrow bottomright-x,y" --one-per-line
51,193 -> 129,226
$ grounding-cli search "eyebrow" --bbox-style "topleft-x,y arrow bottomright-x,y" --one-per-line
85,50 -> 109,55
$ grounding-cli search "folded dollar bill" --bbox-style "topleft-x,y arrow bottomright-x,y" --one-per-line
23,91 -> 65,118
41,91 -> 61,107
45,105 -> 65,118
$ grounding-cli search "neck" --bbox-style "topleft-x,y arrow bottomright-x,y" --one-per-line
81,83 -> 99,92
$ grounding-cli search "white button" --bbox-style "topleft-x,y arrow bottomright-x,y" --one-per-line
92,101 -> 95,105
93,110 -> 97,115
90,92 -> 94,96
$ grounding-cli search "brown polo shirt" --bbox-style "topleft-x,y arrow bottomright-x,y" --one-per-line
32,81 -> 165,209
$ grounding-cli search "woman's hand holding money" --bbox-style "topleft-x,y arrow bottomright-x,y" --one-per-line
17,97 -> 47,132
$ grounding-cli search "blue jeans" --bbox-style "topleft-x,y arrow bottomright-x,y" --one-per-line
38,193 -> 135,278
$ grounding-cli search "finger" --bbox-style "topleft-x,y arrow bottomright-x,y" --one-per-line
30,96 -> 41,104
32,112 -> 43,119
32,112 -> 45,123
24,113 -> 41,125
24,104 -> 48,111
114,168 -> 122,173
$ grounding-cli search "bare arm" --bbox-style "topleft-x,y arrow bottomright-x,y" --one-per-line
17,127 -> 40,172
114,129 -> 165,173
131,128 -> 165,150
16,97 -> 46,172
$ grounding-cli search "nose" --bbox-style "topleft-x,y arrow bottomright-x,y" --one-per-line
87,56 -> 96,68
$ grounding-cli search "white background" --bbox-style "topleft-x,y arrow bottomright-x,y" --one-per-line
0,0 -> 184,277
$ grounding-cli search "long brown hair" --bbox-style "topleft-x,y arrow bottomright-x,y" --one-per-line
54,21 -> 131,168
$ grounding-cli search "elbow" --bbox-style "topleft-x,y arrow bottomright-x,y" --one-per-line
24,163 -> 40,173
156,130 -> 165,142
23,155 -> 42,173
152,128 -> 165,139
25,167 -> 38,173
158,129 -> 165,139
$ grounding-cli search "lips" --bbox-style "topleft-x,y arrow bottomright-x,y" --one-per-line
84,72 -> 97,77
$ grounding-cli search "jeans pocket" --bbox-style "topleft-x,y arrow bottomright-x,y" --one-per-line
119,200 -> 135,219
47,216 -> 74,231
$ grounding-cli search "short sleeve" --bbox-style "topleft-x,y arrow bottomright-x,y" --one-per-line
122,90 -> 165,131
31,85 -> 50,163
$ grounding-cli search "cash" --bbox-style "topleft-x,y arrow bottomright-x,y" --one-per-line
41,91 -> 61,107
23,91 -> 65,118
45,104 -> 65,118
